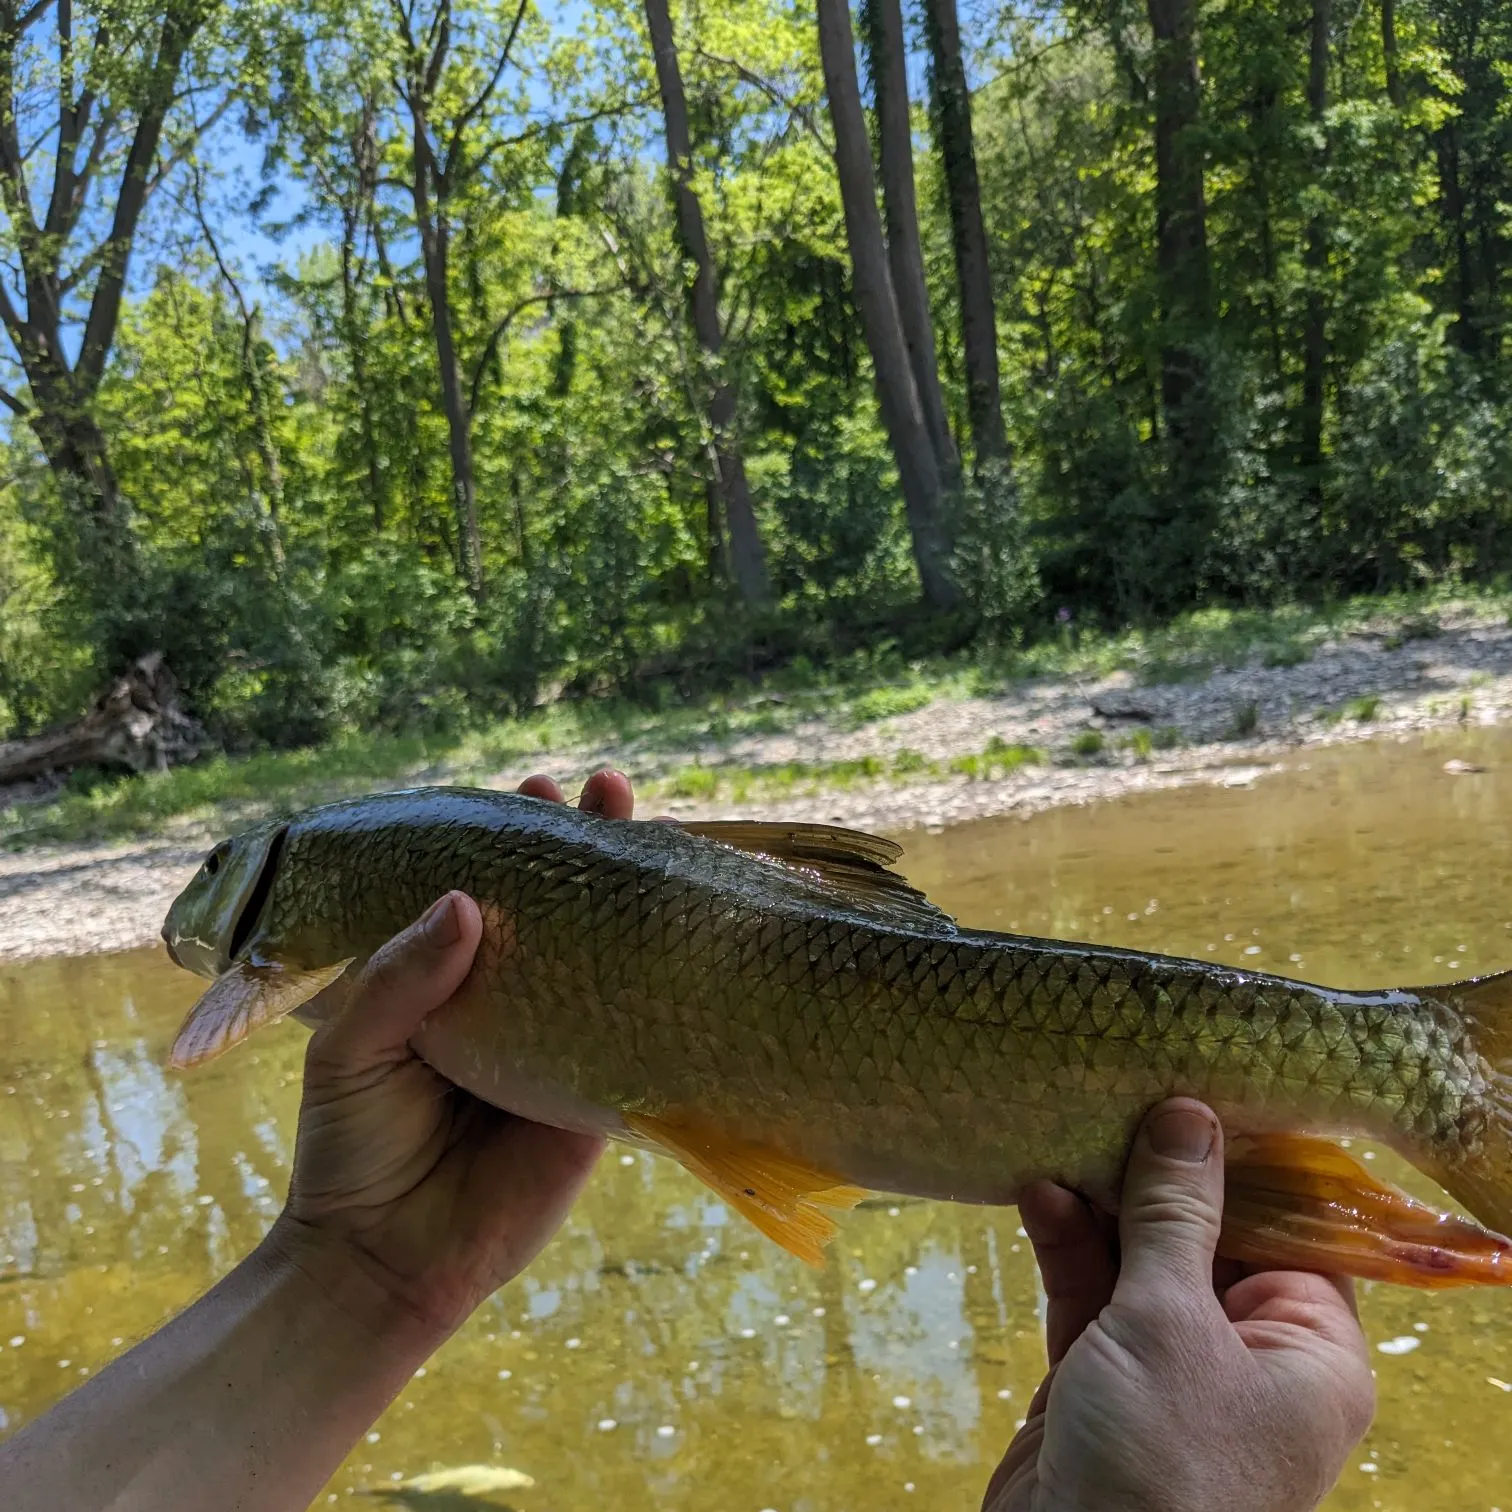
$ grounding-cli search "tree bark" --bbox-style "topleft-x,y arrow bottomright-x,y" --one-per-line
1299,0 -> 1330,514
643,0 -> 770,607
411,108 -> 484,597
1436,119 -> 1479,356
921,0 -> 1010,472
0,653 -> 202,784
1146,0 -> 1216,571
815,0 -> 961,612
862,0 -> 959,483
1381,0 -> 1403,107
0,0 -> 210,565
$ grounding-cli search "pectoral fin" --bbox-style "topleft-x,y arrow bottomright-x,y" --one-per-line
1220,1132 -> 1512,1288
169,958 -> 353,1070
623,1111 -> 866,1265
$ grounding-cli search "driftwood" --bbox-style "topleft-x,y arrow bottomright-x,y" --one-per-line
0,653 -> 203,784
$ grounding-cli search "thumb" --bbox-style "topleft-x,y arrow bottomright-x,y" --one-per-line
1112,1098 -> 1225,1306
309,891 -> 484,1073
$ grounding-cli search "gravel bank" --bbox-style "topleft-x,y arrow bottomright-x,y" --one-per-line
5,605 -> 1510,962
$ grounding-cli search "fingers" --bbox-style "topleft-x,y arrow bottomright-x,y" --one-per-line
578,768 -> 634,818
1113,1098 -> 1226,1307
310,892 -> 483,1074
1020,1181 -> 1118,1365
518,769 -> 635,819
517,774 -> 565,803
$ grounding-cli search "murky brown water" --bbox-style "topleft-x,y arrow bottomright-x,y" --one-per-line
5,731 -> 1512,1509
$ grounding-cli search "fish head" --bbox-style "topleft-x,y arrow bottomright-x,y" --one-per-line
162,817 -> 287,979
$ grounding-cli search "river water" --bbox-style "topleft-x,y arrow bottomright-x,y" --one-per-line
4,731 -> 1512,1509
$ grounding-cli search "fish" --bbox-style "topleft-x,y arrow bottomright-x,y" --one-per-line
160,785 -> 1512,1287
355,1464 -> 535,1509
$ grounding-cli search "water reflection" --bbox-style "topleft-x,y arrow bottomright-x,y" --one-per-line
4,729 -> 1512,1507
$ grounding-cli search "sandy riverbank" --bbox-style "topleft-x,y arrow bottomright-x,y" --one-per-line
4,605 -> 1510,962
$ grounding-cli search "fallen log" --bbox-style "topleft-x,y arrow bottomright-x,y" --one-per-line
0,653 -> 204,784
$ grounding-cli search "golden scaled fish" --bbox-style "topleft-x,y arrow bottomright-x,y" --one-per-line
161,786 -> 1512,1286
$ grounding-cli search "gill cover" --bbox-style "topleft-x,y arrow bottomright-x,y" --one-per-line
162,815 -> 356,1069
161,817 -> 287,979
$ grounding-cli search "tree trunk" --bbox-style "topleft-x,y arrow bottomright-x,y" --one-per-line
921,0 -> 1011,472
341,211 -> 385,533
1436,120 -> 1479,356
28,377 -> 133,566
1381,0 -> 1403,107
1249,82 -> 1285,385
816,0 -> 961,612
862,0 -> 960,483
239,312 -> 289,575
0,653 -> 202,784
643,0 -> 769,607
1146,0 -> 1216,578
412,126 -> 484,597
1299,0 -> 1330,515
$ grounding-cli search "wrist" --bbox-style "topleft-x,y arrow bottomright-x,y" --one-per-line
256,1214 -> 458,1365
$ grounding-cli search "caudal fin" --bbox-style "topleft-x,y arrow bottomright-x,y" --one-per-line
1215,966 -> 1512,1289
1414,966 -> 1512,1242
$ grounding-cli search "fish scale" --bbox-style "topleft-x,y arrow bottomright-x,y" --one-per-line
158,785 -> 1512,1284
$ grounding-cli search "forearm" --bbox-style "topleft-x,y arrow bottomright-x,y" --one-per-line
0,1223 -> 446,1512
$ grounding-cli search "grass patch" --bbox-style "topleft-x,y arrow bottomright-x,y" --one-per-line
1227,699 -> 1260,739
844,684 -> 934,726
8,582 -> 1506,848
1070,730 -> 1105,757
1345,694 -> 1382,722
950,739 -> 1045,780
1125,728 -> 1154,761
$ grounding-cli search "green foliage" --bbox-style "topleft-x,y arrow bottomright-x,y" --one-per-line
1071,729 -> 1105,757
3,0 -> 1512,786
846,684 -> 934,725
1228,700 -> 1261,739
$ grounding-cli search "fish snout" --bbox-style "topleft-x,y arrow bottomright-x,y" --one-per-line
161,921 -> 182,967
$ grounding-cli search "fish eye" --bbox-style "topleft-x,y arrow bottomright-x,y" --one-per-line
205,846 -> 226,878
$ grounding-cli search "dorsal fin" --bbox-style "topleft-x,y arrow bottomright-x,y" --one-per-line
680,820 -> 955,934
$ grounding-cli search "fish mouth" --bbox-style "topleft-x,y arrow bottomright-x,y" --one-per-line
227,825 -> 287,962
161,922 -> 182,968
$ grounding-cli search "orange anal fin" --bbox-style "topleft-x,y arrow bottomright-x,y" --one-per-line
623,1111 -> 866,1266
1221,1133 -> 1512,1289
169,958 -> 353,1070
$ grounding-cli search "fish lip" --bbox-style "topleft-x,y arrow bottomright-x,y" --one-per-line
161,922 -> 181,967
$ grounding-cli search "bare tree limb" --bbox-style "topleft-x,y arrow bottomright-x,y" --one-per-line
0,382 -> 26,415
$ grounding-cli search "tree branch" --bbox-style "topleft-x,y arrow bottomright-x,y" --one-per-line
0,381 -> 27,415
14,0 -> 55,32
465,283 -> 620,418
695,48 -> 831,155
422,0 -> 450,99
442,0 -> 528,179
76,2 -> 208,395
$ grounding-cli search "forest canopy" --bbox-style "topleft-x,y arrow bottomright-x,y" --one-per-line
0,0 -> 1507,751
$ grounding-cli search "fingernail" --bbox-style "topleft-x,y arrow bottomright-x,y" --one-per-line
1147,1106 -> 1215,1164
421,894 -> 460,946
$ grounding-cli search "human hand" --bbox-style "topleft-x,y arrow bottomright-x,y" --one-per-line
984,1099 -> 1375,1512
263,770 -> 636,1342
